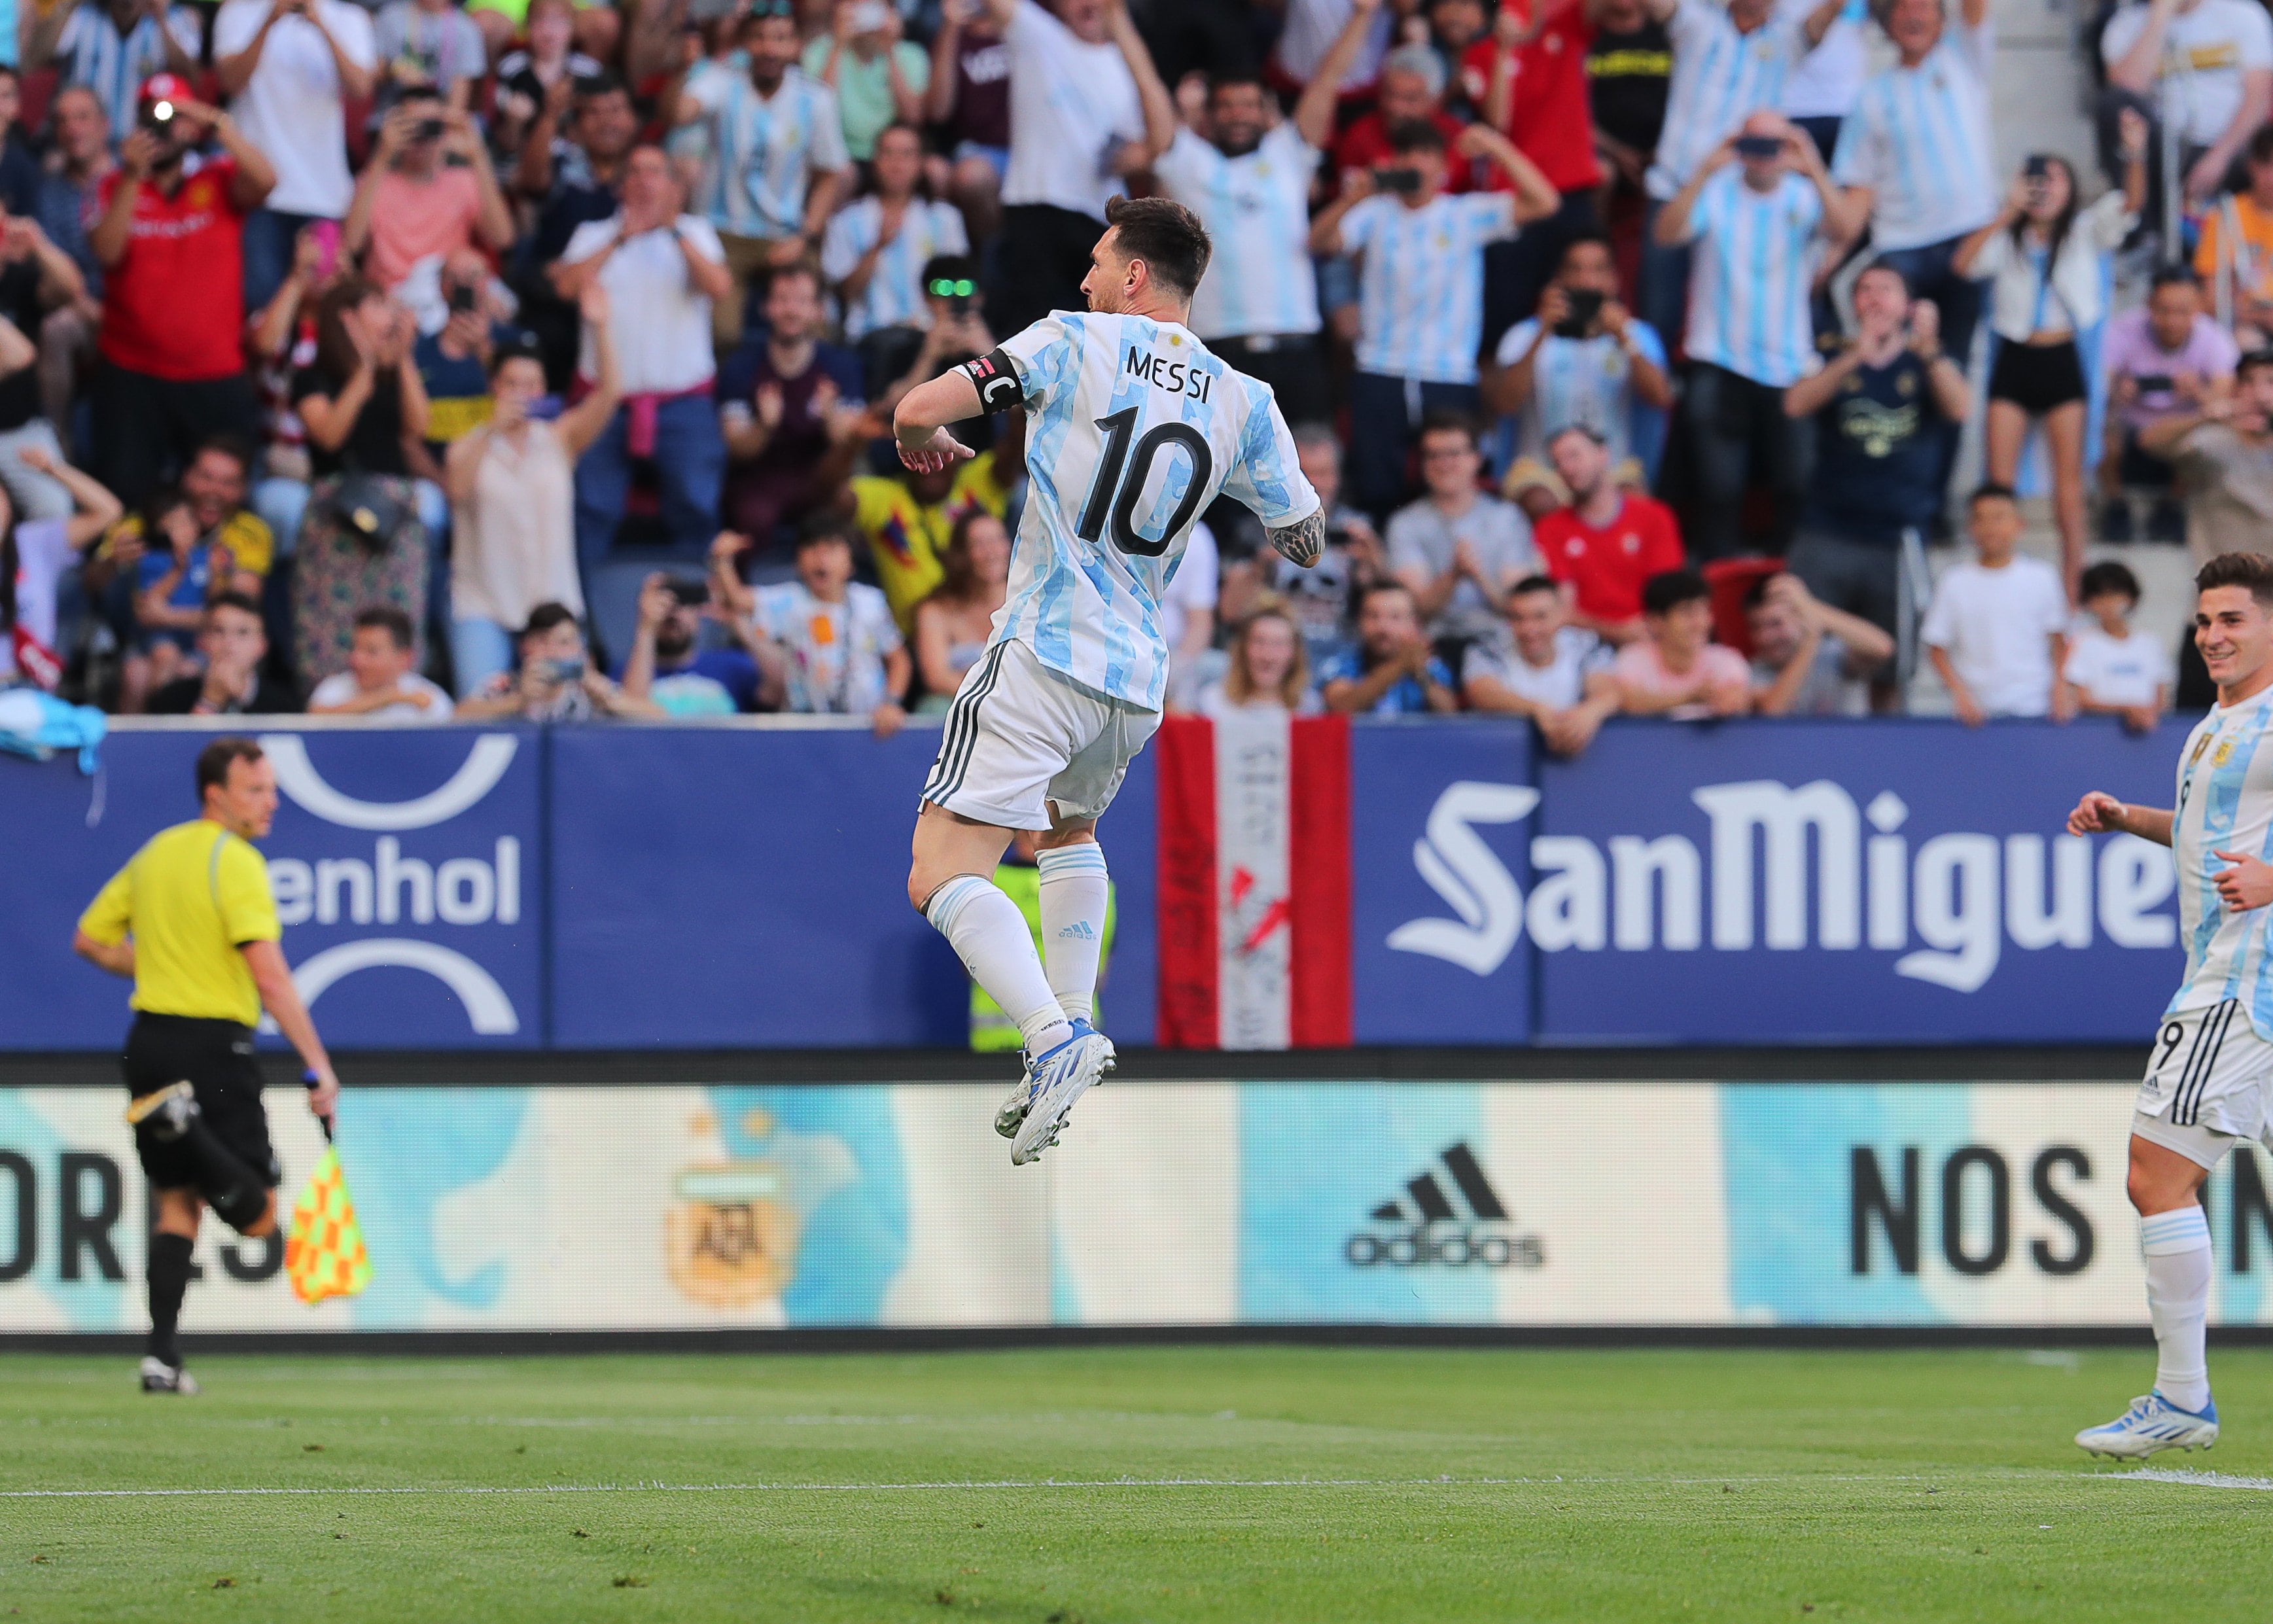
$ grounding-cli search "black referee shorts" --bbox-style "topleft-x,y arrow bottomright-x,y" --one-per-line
123,1014 -> 278,1194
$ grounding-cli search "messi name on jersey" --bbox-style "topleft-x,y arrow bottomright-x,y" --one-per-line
1124,346 -> 1216,404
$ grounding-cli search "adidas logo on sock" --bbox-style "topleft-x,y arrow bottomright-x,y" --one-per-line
1057,921 -> 1098,941
1346,1142 -> 1543,1270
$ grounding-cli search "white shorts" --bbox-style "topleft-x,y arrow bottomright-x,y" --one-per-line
920,637 -> 1162,832
2135,998 -> 2273,1154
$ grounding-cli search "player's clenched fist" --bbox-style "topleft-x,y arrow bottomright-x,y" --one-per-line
2068,791 -> 2126,836
2213,849 -> 2273,911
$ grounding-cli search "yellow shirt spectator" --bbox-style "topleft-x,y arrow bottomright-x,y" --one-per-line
851,451 -> 1011,633
77,821 -> 283,1028
101,510 -> 277,581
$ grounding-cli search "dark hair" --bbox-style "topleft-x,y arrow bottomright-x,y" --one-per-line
934,508 -> 1006,604
522,601 -> 579,640
798,515 -> 858,553
1509,573 -> 1560,599
1102,195 -> 1212,299
2251,123 -> 2273,168
313,275 -> 382,385
189,434 -> 254,480
765,259 -> 824,299
1854,258 -> 1909,294
353,604 -> 416,650
2079,561 -> 2141,604
1209,72 -> 1269,101
1386,116 -> 1446,156
868,121 -> 932,200
1641,568 -> 1710,617
1969,482 -> 2019,508
195,736 -> 264,800
2240,347 -> 2273,382
574,69 -> 629,103
207,590 -> 262,622
923,253 -> 978,291
1417,408 -> 1478,450
2007,154 -> 2079,294
2149,265 -> 2200,296
1557,230 -> 1613,272
2196,552 -> 2273,606
487,330 -> 546,379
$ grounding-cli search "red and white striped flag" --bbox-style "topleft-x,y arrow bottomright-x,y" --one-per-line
1156,712 -> 1352,1050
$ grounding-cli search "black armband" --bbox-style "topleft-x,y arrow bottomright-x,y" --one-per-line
959,348 -> 1026,413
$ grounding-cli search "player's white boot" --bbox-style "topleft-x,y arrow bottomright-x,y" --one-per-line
139,1356 -> 200,1396
996,1018 -> 1112,1139
1008,1022 -> 1114,1165
2075,1392 -> 2219,1458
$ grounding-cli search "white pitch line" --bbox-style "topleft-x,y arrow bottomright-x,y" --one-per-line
2115,1468 -> 2273,1491
0,1477 -> 1534,1500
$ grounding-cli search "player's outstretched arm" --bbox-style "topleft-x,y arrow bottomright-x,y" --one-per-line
893,368 -> 985,472
2068,790 -> 2174,846
1267,510 -> 1326,569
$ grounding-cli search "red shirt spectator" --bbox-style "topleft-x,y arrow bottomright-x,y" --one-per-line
96,152 -> 250,381
1462,3 -> 1602,195
1332,43 -> 1478,190
1535,422 -> 1682,639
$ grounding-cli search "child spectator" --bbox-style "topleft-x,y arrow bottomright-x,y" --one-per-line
725,520 -> 908,736
145,590 -> 299,714
2061,560 -> 2168,732
1195,605 -> 1322,720
1532,423 -> 1683,648
1461,573 -> 1620,756
910,509 -> 1009,711
1613,567 -> 1750,718
1746,571 -> 1894,717
616,571 -> 760,717
307,605 -> 456,718
1921,484 -> 2073,725
1320,580 -> 1460,715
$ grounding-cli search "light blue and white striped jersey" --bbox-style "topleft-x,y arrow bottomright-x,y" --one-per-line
2167,690 -> 2273,1036
1340,192 -> 1517,385
682,63 -> 849,239
994,311 -> 1320,711
819,196 -> 970,340
1830,20 -> 1997,253
1492,317 -> 1670,467
57,3 -> 202,145
1680,168 -> 1823,387
1153,123 -> 1322,342
1647,0 -> 1808,200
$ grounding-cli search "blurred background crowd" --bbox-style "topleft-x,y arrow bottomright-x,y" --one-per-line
0,0 -> 2262,748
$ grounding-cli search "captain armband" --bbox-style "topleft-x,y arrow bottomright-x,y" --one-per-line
958,349 -> 1027,414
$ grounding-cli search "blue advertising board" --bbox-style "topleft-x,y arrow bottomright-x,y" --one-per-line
1530,718 -> 2188,1043
0,726 -> 544,1050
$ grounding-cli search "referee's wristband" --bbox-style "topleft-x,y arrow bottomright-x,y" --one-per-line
302,1068 -> 323,1088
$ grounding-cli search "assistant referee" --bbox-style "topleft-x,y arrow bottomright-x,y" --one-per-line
72,735 -> 340,1395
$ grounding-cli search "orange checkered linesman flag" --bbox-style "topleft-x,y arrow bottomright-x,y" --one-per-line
285,1144 -> 370,1306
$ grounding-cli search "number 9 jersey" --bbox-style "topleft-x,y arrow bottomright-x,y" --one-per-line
985,310 -> 1319,713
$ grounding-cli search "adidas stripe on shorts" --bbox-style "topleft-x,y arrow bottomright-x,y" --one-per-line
921,638 -> 1163,832
2134,998 -> 2273,1167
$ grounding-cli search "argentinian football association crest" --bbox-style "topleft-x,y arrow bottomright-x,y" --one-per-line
665,1163 -> 799,1307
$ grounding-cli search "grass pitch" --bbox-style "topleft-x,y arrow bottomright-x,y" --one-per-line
4,1346 -> 2270,1622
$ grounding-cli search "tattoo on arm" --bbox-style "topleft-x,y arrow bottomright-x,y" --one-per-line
1268,510 -> 1326,568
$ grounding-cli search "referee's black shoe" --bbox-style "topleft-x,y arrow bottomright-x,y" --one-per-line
139,1356 -> 201,1396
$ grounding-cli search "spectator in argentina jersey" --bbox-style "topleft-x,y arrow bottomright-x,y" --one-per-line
2104,0 -> 2272,237
1780,260 -> 1968,702
981,0 -> 1177,342
1657,111 -> 1863,561
822,124 -> 971,395
1637,0 -> 1844,351
25,0 -> 200,148
891,194 -> 1323,1167
1309,118 -> 1559,520
1831,0 -> 1996,374
2064,552 -> 2273,1464
1152,0 -> 1369,423
671,2 -> 850,350
1779,0 -> 1867,160
1487,230 -> 1673,520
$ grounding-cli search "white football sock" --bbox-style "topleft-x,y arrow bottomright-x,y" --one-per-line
925,874 -> 1072,1055
2141,1205 -> 2214,1412
1037,844 -> 1110,1025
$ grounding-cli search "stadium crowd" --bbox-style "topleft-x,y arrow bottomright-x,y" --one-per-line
0,0 -> 2259,750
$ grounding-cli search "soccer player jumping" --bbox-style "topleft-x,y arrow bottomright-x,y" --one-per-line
2066,552 -> 2273,1458
893,196 -> 1322,1165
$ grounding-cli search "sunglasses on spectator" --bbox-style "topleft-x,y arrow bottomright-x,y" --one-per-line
748,0 -> 795,17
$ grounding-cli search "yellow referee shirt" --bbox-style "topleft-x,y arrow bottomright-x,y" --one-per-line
77,821 -> 283,1028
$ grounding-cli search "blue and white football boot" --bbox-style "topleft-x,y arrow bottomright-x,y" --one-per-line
1008,1019 -> 1115,1165
995,1018 -> 1110,1138
2075,1392 -> 2220,1458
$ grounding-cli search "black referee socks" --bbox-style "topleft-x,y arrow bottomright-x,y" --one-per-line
147,1232 -> 194,1366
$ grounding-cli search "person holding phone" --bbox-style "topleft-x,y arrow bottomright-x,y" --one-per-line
1954,117 -> 2147,601
2101,268 -> 2238,539
340,92 -> 515,294
457,599 -> 663,720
